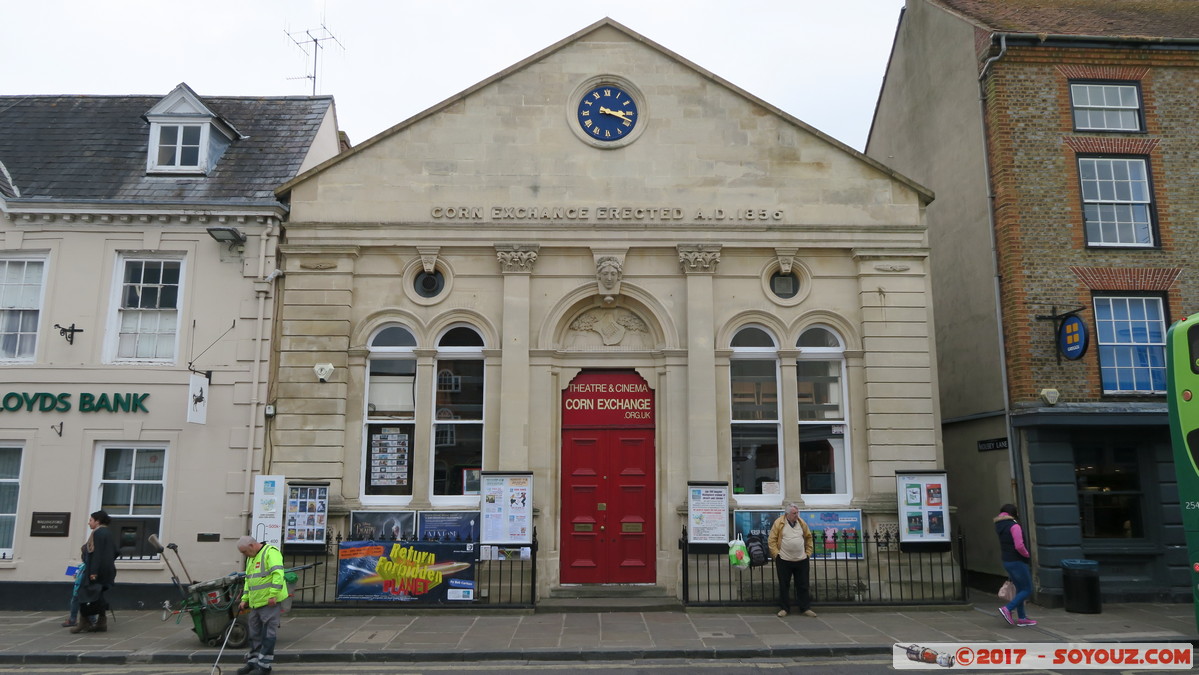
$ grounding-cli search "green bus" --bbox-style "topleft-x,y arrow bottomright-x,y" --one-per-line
1165,313 -> 1199,631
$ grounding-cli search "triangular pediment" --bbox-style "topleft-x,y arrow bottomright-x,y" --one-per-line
145,83 -> 215,118
144,83 -> 240,141
279,18 -> 931,229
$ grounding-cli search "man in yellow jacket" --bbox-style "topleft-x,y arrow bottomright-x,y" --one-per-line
236,536 -> 288,675
768,502 -> 816,618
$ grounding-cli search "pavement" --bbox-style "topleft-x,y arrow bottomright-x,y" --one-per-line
0,592 -> 1195,667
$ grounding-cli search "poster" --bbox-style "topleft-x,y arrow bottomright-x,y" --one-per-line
349,511 -> 416,541
336,540 -> 477,603
799,509 -> 864,559
367,425 -> 411,493
250,475 -> 285,548
284,483 -> 329,545
732,509 -> 779,540
895,471 -> 951,546
480,472 -> 533,544
418,511 -> 479,542
687,482 -> 730,544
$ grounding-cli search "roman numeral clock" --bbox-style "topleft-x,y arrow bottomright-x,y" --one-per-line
570,76 -> 647,148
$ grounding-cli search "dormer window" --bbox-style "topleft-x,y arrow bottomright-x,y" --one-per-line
144,83 -> 239,176
156,124 -> 202,169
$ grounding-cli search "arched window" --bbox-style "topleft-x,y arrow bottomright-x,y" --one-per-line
364,325 -> 418,498
797,326 -> 849,496
730,326 -> 781,496
433,325 -> 485,498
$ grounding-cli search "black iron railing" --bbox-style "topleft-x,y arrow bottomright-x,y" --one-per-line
680,527 -> 967,606
284,529 -> 537,609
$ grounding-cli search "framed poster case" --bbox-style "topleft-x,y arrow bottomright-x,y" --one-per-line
480,472 -> 533,545
895,471 -> 951,552
687,481 -> 730,550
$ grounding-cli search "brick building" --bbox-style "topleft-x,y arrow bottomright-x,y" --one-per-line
868,0 -> 1199,603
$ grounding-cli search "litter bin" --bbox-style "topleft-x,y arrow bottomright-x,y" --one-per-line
1060,558 -> 1101,614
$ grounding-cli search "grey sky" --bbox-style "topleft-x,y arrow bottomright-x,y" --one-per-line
3,1 -> 906,151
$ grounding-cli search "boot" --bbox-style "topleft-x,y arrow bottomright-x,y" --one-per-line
68,620 -> 89,634
91,611 -> 108,632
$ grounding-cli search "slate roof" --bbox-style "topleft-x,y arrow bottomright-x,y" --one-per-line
932,0 -> 1199,39
0,93 -> 333,207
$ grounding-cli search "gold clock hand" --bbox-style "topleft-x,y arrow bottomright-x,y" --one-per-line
599,106 -> 632,122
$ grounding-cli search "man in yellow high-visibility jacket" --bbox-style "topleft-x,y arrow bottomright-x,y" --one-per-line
236,536 -> 288,675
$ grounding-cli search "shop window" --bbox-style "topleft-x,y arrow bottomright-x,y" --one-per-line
1074,441 -> 1144,538
1094,295 -> 1166,394
797,326 -> 849,496
0,446 -> 21,559
0,257 -> 45,361
110,256 -> 183,362
433,326 -> 484,498
98,446 -> 165,559
730,326 -> 781,496
365,325 -> 417,498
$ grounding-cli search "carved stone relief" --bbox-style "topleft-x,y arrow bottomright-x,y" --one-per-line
564,307 -> 653,350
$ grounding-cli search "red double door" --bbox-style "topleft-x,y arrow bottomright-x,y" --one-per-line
560,371 -> 656,584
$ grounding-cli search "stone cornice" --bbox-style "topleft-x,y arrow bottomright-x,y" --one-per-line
2,208 -> 282,226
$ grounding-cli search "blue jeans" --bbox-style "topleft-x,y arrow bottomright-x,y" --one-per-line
1002,559 -> 1032,619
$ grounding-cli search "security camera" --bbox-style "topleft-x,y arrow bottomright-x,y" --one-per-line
314,363 -> 334,383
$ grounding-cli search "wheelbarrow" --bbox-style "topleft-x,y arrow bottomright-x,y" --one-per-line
150,534 -> 249,648
150,535 -> 318,648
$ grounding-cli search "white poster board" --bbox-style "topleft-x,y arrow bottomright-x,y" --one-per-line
250,474 -> 285,548
895,471 -> 951,546
687,482 -> 730,545
480,472 -> 533,545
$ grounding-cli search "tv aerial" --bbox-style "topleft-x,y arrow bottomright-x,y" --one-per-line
287,25 -> 344,95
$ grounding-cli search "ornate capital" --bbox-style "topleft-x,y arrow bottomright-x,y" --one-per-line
677,244 -> 722,274
495,244 -> 540,274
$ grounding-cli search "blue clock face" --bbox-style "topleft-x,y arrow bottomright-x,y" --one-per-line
577,85 -> 638,142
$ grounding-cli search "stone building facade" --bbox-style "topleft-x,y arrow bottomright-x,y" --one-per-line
271,19 -> 939,599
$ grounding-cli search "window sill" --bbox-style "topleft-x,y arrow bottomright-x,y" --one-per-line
146,167 -> 208,176
798,494 -> 851,507
429,495 -> 480,509
732,494 -> 783,508
359,495 -> 414,508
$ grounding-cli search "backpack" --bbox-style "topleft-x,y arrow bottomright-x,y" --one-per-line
745,533 -> 768,567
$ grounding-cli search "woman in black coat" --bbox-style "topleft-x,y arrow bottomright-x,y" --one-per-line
70,510 -> 119,633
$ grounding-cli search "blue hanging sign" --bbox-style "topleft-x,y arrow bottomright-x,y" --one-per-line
1058,315 -> 1088,360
